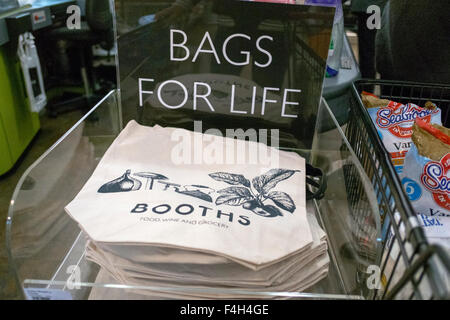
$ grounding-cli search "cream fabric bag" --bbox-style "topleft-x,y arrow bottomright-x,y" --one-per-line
87,212 -> 329,299
87,255 -> 329,300
66,120 -> 312,268
88,263 -> 329,300
85,210 -> 326,288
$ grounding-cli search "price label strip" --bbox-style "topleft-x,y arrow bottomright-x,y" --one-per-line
24,288 -> 73,300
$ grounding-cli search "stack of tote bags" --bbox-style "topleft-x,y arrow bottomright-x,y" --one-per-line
65,120 -> 329,299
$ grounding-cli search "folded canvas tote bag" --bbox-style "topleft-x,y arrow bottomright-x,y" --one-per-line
89,254 -> 329,300
86,244 -> 327,291
86,209 -> 328,299
90,202 -> 326,270
87,239 -> 326,288
87,244 -> 329,299
88,260 -> 329,300
87,242 -> 323,287
94,242 -> 232,265
85,210 -> 327,288
66,120 -> 320,268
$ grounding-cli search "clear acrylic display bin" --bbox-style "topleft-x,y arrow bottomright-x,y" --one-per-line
9,89 -> 443,300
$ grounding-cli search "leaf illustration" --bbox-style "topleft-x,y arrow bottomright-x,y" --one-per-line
216,187 -> 253,206
216,194 -> 253,206
218,186 -> 253,196
209,172 -> 251,187
252,169 -> 297,194
267,191 -> 296,213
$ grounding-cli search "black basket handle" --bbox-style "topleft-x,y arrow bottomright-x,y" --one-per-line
306,163 -> 327,201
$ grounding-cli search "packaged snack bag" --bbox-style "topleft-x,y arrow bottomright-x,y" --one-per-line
401,119 -> 450,247
362,92 -> 442,174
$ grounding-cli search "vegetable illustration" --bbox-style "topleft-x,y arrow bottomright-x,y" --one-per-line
157,181 -> 215,202
252,205 -> 283,218
98,169 -> 142,193
242,200 -> 258,210
176,185 -> 215,203
209,169 -> 299,218
158,181 -> 181,191
134,172 -> 168,190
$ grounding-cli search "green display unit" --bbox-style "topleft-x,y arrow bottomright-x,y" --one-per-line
0,43 -> 40,175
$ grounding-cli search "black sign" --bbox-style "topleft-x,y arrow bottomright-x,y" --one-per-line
117,0 -> 335,149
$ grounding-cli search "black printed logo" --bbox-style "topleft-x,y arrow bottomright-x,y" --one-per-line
98,168 -> 299,217
98,169 -> 214,202
209,169 -> 299,218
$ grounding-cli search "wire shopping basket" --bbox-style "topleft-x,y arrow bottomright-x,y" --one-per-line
343,79 -> 450,300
